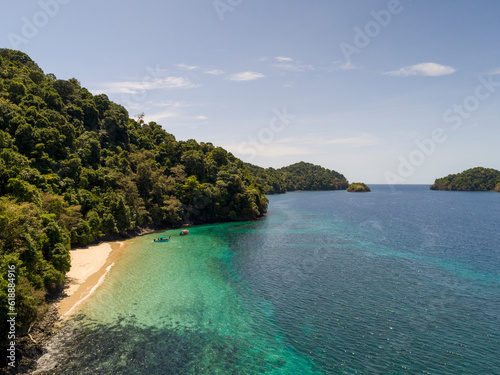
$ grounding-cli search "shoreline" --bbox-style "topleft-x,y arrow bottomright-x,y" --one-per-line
57,224 -> 165,317
5,240 -> 131,375
9,227 -> 162,374
57,240 -> 128,318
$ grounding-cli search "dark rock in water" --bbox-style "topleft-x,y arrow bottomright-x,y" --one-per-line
22,314 -> 259,374
1,305 -> 61,374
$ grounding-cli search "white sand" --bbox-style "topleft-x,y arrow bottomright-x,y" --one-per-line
64,243 -> 113,296
58,241 -> 126,317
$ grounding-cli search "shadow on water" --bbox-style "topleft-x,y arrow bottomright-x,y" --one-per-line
35,314 -> 286,375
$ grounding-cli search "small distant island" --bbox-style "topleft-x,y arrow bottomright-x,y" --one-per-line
430,167 -> 500,192
347,182 -> 371,192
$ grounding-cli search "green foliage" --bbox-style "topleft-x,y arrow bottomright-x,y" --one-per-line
246,161 -> 349,194
430,167 -> 500,191
347,182 -> 371,192
0,197 -> 71,342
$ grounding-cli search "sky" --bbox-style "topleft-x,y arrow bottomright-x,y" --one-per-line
1,0 -> 500,184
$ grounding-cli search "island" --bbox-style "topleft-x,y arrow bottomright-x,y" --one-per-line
246,161 -> 348,194
347,182 -> 371,192
430,167 -> 500,192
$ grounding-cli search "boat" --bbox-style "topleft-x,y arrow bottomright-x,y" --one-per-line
154,236 -> 171,243
180,229 -> 189,236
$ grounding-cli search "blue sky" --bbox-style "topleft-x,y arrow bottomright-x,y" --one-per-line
2,0 -> 500,183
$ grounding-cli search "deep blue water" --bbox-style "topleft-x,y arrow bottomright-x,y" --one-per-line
36,185 -> 500,374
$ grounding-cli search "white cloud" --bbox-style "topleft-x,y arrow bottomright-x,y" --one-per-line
226,143 -> 310,158
322,133 -> 380,147
145,110 -> 181,123
269,57 -> 314,72
99,76 -> 200,94
251,144 -> 309,157
490,67 -> 500,75
155,100 -> 189,107
385,62 -> 457,77
272,63 -> 302,72
228,71 -> 265,82
177,63 -> 198,70
225,132 -> 378,162
339,62 -> 357,70
205,69 -> 225,75
326,61 -> 358,72
275,56 -> 293,62
129,100 -> 188,111
143,103 -> 206,125
280,132 -> 379,148
272,62 -> 314,72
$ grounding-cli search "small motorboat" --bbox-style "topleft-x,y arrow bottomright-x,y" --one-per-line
180,229 -> 189,236
154,236 -> 171,243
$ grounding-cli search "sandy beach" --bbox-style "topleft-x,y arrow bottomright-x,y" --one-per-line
58,241 -> 128,318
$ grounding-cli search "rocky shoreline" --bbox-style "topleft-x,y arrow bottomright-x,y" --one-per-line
2,304 -> 61,374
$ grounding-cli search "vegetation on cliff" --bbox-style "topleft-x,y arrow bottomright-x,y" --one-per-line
245,161 -> 349,194
347,182 -> 370,192
430,167 -> 500,191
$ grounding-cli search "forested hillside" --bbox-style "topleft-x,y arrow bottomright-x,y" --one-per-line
245,161 -> 348,194
430,167 -> 500,192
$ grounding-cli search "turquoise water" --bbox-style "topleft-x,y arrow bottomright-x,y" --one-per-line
38,186 -> 500,374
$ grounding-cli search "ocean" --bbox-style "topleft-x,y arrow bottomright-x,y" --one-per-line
35,185 -> 500,374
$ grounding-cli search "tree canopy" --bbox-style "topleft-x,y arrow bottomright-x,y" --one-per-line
430,167 -> 500,192
347,182 -> 370,192
245,161 -> 348,194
